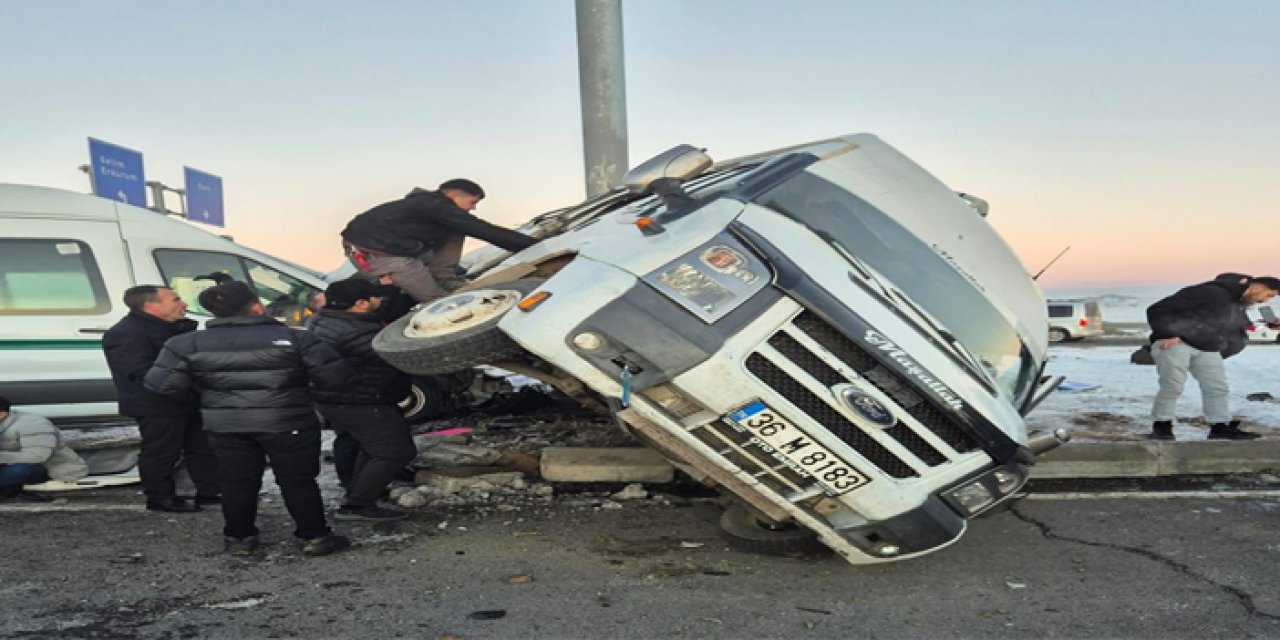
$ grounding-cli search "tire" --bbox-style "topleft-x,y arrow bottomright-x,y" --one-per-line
398,375 -> 454,423
373,279 -> 546,375
717,501 -> 827,556
1047,328 -> 1070,343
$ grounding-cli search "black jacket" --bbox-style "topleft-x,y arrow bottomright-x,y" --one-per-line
102,311 -> 200,417
143,315 -> 352,434
341,189 -> 537,256
309,308 -> 410,406
1147,276 -> 1251,358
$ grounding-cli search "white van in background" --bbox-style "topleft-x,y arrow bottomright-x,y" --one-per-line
1046,299 -> 1104,342
0,183 -> 326,425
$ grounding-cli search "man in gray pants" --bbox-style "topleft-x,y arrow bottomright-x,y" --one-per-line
1146,274 -> 1280,440
340,179 -> 538,304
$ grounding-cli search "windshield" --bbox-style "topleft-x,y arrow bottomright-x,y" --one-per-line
756,172 -> 1037,407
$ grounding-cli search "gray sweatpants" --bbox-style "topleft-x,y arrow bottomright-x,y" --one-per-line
1150,341 -> 1230,424
348,233 -> 465,305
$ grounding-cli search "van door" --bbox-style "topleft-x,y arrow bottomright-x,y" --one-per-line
0,217 -> 131,418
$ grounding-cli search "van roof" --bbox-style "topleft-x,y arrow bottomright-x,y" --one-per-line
0,183 -> 327,282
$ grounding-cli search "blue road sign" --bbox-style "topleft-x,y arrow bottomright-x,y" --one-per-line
87,138 -> 146,207
183,167 -> 224,227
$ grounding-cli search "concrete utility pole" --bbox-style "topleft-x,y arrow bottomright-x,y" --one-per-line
575,0 -> 629,198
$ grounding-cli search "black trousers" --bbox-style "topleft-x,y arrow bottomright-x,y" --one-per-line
332,429 -> 360,489
137,413 -> 219,501
207,430 -> 330,540
317,404 -> 417,508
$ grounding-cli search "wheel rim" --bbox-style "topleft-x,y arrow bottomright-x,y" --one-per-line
1048,329 -> 1067,343
403,288 -> 524,338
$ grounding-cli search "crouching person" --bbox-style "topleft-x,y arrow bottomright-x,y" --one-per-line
311,279 -> 417,521
0,395 -> 89,499
145,282 -> 354,557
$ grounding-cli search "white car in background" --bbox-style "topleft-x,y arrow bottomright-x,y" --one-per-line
1047,299 -> 1104,343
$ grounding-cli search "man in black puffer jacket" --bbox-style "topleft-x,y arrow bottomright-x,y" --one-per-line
1145,273 -> 1280,441
341,178 -> 538,304
311,279 -> 417,521
144,282 -> 354,558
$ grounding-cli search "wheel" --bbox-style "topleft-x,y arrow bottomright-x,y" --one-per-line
398,375 -> 455,423
717,501 -> 826,556
373,279 -> 546,374
1047,328 -> 1070,343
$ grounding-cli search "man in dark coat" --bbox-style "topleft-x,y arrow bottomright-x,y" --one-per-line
102,285 -> 218,513
311,279 -> 417,521
341,178 -> 538,304
144,282 -> 354,557
1145,274 -> 1280,440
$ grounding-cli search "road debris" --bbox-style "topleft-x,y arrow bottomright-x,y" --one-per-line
611,483 -> 648,501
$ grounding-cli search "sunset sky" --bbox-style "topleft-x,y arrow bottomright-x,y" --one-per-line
3,1 -> 1277,290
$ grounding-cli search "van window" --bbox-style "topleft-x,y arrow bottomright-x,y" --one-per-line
153,249 -> 319,327
0,239 -> 110,315
1047,304 -> 1073,318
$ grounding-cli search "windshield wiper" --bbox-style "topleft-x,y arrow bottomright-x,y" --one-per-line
820,233 -> 998,392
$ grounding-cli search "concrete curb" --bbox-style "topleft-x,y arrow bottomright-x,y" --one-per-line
1031,440 -> 1280,479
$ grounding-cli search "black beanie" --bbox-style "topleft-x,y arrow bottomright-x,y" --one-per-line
198,281 -> 258,318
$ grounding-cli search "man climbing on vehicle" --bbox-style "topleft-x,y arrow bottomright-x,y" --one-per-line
341,179 -> 538,304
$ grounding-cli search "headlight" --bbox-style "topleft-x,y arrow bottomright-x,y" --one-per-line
642,233 -> 770,322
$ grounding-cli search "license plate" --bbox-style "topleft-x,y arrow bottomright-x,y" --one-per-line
728,401 -> 869,496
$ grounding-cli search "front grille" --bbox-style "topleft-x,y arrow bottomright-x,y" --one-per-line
791,312 -> 979,453
745,353 -> 916,478
741,310 -> 983,481
768,331 -> 946,466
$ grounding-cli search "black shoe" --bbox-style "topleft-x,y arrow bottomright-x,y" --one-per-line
224,535 -> 259,557
335,505 -> 408,521
302,534 -> 351,557
146,497 -> 200,513
194,494 -> 222,506
1208,421 -> 1261,440
1147,420 -> 1175,441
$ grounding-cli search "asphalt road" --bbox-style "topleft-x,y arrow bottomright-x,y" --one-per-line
3,478 -> 1280,639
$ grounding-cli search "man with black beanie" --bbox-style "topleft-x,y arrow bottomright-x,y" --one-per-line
144,281 -> 354,557
311,279 -> 417,521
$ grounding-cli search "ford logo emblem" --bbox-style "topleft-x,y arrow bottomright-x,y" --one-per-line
835,386 -> 896,427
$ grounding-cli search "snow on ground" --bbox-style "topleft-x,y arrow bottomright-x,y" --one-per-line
1027,343 -> 1280,441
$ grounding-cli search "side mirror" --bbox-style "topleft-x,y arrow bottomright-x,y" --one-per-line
623,145 -> 713,194
956,192 -> 989,218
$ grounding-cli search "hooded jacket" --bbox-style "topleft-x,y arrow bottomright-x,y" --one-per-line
0,410 -> 89,482
309,308 -> 410,406
102,311 -> 200,417
341,189 -> 537,256
143,315 -> 352,434
1147,275 -> 1252,358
